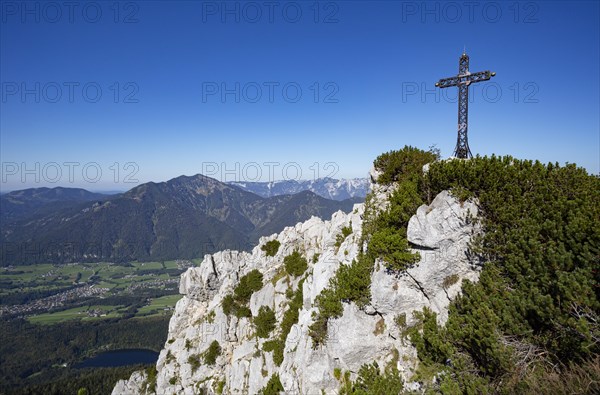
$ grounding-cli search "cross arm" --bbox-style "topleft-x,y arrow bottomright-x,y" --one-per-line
435,76 -> 460,88
466,70 -> 496,83
435,70 -> 496,88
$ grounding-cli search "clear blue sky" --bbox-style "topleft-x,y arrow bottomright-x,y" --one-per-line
1,0 -> 598,191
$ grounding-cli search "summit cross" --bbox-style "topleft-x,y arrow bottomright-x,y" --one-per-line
436,52 -> 496,158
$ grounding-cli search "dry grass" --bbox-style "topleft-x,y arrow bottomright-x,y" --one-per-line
373,317 -> 386,335
500,355 -> 600,395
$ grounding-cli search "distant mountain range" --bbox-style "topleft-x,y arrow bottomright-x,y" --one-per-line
0,176 -> 360,265
0,187 -> 109,225
227,177 -> 369,201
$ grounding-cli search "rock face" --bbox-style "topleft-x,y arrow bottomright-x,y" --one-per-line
112,188 -> 481,395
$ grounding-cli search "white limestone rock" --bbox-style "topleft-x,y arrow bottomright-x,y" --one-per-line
372,189 -> 481,325
111,370 -> 147,395
113,187 -> 481,395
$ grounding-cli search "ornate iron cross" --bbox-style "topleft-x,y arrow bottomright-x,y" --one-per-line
436,52 -> 496,158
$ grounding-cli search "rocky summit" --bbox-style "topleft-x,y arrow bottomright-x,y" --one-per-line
113,168 -> 482,394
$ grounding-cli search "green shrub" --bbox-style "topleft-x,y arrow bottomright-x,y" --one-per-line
169,376 -> 177,385
254,306 -> 277,338
144,365 -> 158,394
309,287 -> 343,348
188,354 -> 201,372
235,305 -> 251,318
335,224 -> 353,247
260,373 -> 284,395
394,313 -> 406,329
334,255 -> 373,307
234,269 -> 264,303
368,227 -> 419,271
203,340 -> 221,365
285,287 -> 294,299
223,270 -> 264,318
339,362 -> 403,394
281,279 -> 304,337
166,350 -> 175,363
206,310 -> 216,323
311,255 -> 373,347
373,145 -> 438,185
215,380 -> 226,394
284,251 -> 308,277
375,180 -> 423,231
411,155 -> 600,392
261,240 -> 280,257
309,254 -> 377,347
312,253 -> 320,263
333,367 -> 342,381
222,294 -> 235,316
263,339 -> 284,366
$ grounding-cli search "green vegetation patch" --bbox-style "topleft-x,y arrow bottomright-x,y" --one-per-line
283,251 -> 308,277
309,255 -> 372,347
339,362 -> 403,394
254,306 -> 277,338
262,339 -> 284,366
373,145 -> 439,185
335,223 -> 353,248
263,278 -> 305,366
259,373 -> 284,395
223,269 -> 264,318
142,366 -> 158,394
409,156 -> 600,392
204,340 -> 222,366
234,270 -> 264,303
188,340 -> 221,370
261,240 -> 281,257
221,269 -> 263,318
188,354 -> 201,372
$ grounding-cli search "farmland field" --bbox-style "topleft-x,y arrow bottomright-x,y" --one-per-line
0,259 -> 197,322
0,259 -> 198,393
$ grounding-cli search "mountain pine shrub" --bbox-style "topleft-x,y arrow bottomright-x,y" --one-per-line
339,362 -> 403,394
284,251 -> 308,277
203,340 -> 221,365
335,223 -> 353,248
411,155 -> 600,392
234,269 -> 263,303
261,240 -> 280,257
259,373 -> 284,395
222,269 -> 264,318
254,306 -> 277,338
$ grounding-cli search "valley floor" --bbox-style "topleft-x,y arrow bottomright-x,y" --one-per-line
0,259 -> 193,393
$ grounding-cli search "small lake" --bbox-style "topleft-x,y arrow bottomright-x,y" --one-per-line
75,349 -> 159,368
